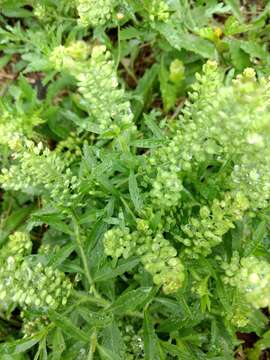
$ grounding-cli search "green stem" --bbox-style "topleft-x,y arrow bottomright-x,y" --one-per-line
72,216 -> 105,302
124,310 -> 144,319
87,330 -> 97,360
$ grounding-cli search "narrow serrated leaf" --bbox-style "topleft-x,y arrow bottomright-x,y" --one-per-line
158,23 -> 216,58
102,321 -> 125,360
0,334 -> 42,355
108,287 -> 153,313
97,345 -> 122,360
94,256 -> 140,282
129,170 -> 143,212
244,221 -> 266,256
49,312 -> 89,342
48,243 -> 75,268
144,310 -> 165,360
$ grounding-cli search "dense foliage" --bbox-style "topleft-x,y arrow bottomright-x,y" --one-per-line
0,1 -> 270,359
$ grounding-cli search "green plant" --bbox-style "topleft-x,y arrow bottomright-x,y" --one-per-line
1,1 -> 270,359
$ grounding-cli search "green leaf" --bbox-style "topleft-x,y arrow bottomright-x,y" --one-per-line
59,260 -> 84,274
120,26 -> 142,40
228,40 -> 250,71
102,321 -> 125,359
209,320 -> 235,358
224,0 -> 243,22
108,287 -> 154,313
33,336 -> 47,360
49,312 -> 89,342
247,329 -> 270,360
0,54 -> 12,69
240,41 -> 269,63
143,310 -> 165,360
132,64 -> 158,120
28,211 -> 73,235
154,297 -> 185,317
224,16 -> 250,36
244,221 -> 266,256
0,334 -> 42,355
161,341 -> 192,360
95,175 -> 119,196
77,307 -> 112,327
178,33 -> 216,58
2,6 -> 33,18
51,328 -> 66,360
47,243 -> 75,268
94,256 -> 140,282
0,206 -> 34,244
22,54 -> 50,73
97,345 -> 122,360
144,113 -> 164,139
158,23 -> 216,58
18,74 -> 36,101
129,170 -> 143,212
86,220 -> 107,255
159,59 -> 177,111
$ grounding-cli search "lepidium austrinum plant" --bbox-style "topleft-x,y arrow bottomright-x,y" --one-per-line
1,1 -> 270,358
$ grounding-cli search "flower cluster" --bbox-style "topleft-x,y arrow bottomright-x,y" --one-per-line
0,104 -> 43,150
180,192 -> 249,258
0,232 -> 32,310
142,62 -> 224,203
119,319 -> 144,359
225,291 -> 253,328
104,227 -> 135,259
2,231 -> 32,258
141,233 -> 184,294
50,44 -> 135,133
103,64 -> 270,296
33,3 -> 48,21
104,220 -> 184,294
146,62 -> 270,181
22,315 -> 50,337
148,0 -> 170,22
49,41 -> 90,72
77,45 -> 134,131
14,262 -> 72,311
141,62 -> 270,259
76,0 -> 118,27
150,169 -> 182,209
55,132 -> 83,165
0,231 -> 72,318
224,253 -> 270,309
0,140 -> 81,209
75,0 -> 170,26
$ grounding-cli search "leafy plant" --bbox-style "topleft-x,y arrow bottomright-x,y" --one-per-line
1,1 -> 270,359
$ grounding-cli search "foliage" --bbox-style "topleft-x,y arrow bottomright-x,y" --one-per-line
0,1 -> 270,359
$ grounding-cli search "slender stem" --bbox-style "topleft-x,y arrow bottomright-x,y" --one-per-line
125,310 -> 144,319
171,97 -> 185,120
87,330 -> 97,360
72,216 -> 103,301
